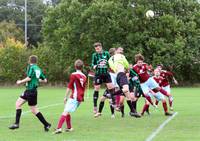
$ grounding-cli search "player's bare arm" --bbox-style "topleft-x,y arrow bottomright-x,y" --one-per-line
16,77 -> 31,85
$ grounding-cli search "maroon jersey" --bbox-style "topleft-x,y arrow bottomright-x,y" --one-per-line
152,76 -> 164,93
160,70 -> 173,87
153,76 -> 164,87
68,71 -> 87,102
133,63 -> 150,83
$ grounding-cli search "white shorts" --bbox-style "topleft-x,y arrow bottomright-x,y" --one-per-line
64,98 -> 80,113
140,77 -> 159,95
147,92 -> 165,101
162,85 -> 170,94
110,72 -> 119,88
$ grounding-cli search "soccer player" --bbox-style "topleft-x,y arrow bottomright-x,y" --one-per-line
53,59 -> 87,134
133,54 -> 173,111
128,68 -> 144,112
108,47 -> 141,118
94,48 -> 122,118
156,64 -> 178,110
141,69 -> 173,116
9,55 -> 51,131
91,42 -> 115,114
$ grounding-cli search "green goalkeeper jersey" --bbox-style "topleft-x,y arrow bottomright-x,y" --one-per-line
26,64 -> 46,90
108,54 -> 129,73
91,51 -> 110,75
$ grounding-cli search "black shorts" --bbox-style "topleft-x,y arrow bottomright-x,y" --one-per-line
20,89 -> 37,106
116,72 -> 129,88
103,89 -> 112,99
94,73 -> 112,85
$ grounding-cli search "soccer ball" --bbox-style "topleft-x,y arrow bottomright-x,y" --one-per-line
146,10 -> 154,18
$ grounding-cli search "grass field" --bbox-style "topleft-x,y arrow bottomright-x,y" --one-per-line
0,87 -> 200,141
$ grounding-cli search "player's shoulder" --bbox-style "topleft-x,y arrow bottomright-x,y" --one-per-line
72,71 -> 86,78
142,63 -> 148,66
133,64 -> 138,68
104,50 -> 109,54
92,52 -> 97,56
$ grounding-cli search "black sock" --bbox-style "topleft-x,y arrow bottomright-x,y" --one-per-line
36,112 -> 49,127
120,104 -> 124,115
93,91 -> 99,107
132,101 -> 137,112
15,109 -> 22,124
110,105 -> 114,115
98,101 -> 104,113
127,100 -> 136,113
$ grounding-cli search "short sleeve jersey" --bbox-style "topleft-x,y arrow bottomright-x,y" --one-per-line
68,71 -> 87,102
91,51 -> 110,75
153,76 -> 164,87
26,64 -> 46,90
160,70 -> 173,87
133,63 -> 150,83
108,54 -> 129,73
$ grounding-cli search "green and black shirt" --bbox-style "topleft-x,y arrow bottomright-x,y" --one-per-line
91,51 -> 110,75
26,64 -> 46,90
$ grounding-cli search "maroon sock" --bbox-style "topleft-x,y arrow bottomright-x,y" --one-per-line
141,104 -> 149,115
145,95 -> 153,105
57,115 -> 66,129
116,95 -> 120,107
160,88 -> 170,97
169,98 -> 173,107
66,114 -> 71,129
155,100 -> 159,105
162,101 -> 168,113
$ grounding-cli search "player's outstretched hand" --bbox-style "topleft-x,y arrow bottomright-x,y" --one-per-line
16,80 -> 21,85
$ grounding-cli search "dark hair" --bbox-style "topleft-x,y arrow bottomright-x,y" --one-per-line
29,55 -> 38,64
157,64 -> 163,68
135,53 -> 144,62
93,42 -> 102,48
75,59 -> 84,70
109,48 -> 116,56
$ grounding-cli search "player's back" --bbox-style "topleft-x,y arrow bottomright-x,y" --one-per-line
70,71 -> 87,102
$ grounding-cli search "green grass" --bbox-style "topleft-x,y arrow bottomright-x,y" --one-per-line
0,87 -> 200,141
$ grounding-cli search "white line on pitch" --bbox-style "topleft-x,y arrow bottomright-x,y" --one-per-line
0,103 -> 63,119
145,112 -> 178,141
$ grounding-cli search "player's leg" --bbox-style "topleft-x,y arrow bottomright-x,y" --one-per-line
26,90 -> 51,131
54,98 -> 78,134
119,96 -> 125,118
141,99 -> 150,116
30,106 -> 51,131
109,100 -> 115,118
93,74 -> 102,114
9,97 -> 26,129
94,95 -> 107,118
163,85 -> 173,110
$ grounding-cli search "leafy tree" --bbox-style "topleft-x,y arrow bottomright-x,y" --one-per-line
42,0 -> 200,84
0,0 -> 47,46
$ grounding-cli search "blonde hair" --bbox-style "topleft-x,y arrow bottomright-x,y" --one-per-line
75,59 -> 84,70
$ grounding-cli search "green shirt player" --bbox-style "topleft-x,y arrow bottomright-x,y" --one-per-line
91,42 -> 115,114
129,68 -> 144,112
9,55 -> 51,131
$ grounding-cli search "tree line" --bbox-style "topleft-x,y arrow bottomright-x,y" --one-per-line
0,0 -> 200,85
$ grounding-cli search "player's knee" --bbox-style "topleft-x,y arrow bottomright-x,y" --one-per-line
15,101 -> 21,109
30,107 -> 38,115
